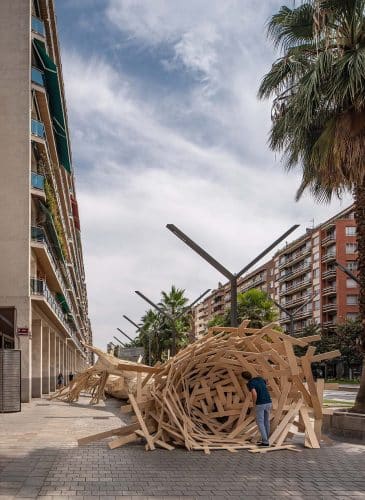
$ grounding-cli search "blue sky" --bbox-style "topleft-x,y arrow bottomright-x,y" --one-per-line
55,0 -> 352,348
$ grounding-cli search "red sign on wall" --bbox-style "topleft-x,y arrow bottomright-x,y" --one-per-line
17,327 -> 29,335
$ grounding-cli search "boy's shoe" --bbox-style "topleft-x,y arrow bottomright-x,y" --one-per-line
258,442 -> 270,447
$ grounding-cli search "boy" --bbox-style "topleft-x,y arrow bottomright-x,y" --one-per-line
242,371 -> 272,446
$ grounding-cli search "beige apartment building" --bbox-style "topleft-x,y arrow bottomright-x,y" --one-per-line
0,0 -> 92,402
192,205 -> 358,337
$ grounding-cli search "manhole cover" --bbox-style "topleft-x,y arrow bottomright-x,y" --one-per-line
93,416 -> 110,420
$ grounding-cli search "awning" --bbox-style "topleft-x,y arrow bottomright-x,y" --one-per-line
33,39 -> 72,173
39,201 -> 65,262
56,293 -> 71,314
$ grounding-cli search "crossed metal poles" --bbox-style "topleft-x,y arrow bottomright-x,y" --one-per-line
134,288 -> 211,356
123,314 -> 159,366
273,294 -> 319,336
166,224 -> 299,327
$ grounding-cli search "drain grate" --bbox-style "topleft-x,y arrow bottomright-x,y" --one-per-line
36,403 -> 51,406
93,416 -> 110,420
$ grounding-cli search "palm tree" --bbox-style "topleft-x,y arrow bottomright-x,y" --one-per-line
258,1 -> 365,412
159,286 -> 190,354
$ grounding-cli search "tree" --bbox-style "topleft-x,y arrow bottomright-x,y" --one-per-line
259,1 -> 365,412
208,288 -> 278,329
136,286 -> 191,363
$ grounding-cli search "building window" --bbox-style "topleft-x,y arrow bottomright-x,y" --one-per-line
346,243 -> 357,254
345,226 -> 356,236
346,295 -> 358,305
313,252 -> 319,261
347,313 -> 358,321
346,261 -> 358,271
314,300 -> 320,310
346,278 -> 357,288
313,236 -> 319,246
313,268 -> 319,278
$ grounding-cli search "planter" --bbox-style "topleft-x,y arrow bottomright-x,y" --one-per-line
323,409 -> 365,442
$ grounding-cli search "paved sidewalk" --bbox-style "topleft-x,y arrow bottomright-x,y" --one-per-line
0,396 -> 365,500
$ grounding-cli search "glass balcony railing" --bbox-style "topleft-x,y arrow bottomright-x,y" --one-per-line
31,16 -> 45,37
31,119 -> 45,138
31,67 -> 44,87
31,172 -> 45,190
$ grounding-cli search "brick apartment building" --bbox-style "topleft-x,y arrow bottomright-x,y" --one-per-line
192,205 -> 358,337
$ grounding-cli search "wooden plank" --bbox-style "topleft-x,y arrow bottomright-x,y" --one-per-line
78,423 -> 140,445
117,363 -> 162,373
301,357 -> 322,419
269,399 -> 303,445
108,432 -> 139,449
249,445 -> 301,453
299,407 -> 320,449
129,393 -> 156,450
283,341 -> 300,376
311,350 -> 341,363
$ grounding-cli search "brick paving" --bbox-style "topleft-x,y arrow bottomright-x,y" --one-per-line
0,396 -> 364,499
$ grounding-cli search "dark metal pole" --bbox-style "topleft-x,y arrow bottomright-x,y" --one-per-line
113,336 -> 125,346
236,225 -> 300,278
230,278 -> 238,327
166,223 -> 299,328
335,261 -> 360,284
123,315 -> 141,330
116,327 -> 134,343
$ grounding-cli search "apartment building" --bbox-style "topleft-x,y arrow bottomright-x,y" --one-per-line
0,0 -> 92,402
192,205 -> 358,337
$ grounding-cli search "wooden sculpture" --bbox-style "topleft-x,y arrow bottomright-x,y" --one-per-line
77,321 -> 340,453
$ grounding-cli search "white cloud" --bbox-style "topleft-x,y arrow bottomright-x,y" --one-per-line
62,48 -> 352,349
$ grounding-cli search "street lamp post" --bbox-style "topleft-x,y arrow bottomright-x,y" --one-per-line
166,224 -> 299,326
134,288 -> 212,356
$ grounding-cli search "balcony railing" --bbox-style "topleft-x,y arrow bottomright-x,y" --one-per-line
322,285 -> 336,295
281,293 -> 311,308
30,277 -> 83,353
279,263 -> 311,282
31,67 -> 44,87
322,268 -> 336,279
322,233 -> 336,245
31,172 -> 45,191
279,246 -> 311,268
31,119 -> 45,138
282,277 -> 311,294
322,251 -> 336,263
323,302 -> 337,312
31,16 -> 45,36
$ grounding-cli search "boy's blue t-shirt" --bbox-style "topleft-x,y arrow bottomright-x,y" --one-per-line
247,377 -> 271,405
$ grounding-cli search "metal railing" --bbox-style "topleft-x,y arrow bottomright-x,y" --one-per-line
31,172 -> 45,190
322,268 -> 336,278
31,119 -> 45,138
279,262 -> 311,282
31,67 -> 44,87
322,251 -> 336,262
282,277 -> 311,293
30,277 -> 84,353
31,16 -> 45,36
279,246 -> 311,268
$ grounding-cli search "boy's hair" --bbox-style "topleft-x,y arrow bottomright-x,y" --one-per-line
241,371 -> 252,381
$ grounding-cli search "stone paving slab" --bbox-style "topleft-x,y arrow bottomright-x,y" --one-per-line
0,396 -> 365,499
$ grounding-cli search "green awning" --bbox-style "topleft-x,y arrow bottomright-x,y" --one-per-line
39,201 -> 64,262
56,293 -> 71,314
33,39 -> 72,173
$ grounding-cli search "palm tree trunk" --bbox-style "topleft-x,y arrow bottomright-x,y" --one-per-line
353,184 -> 365,412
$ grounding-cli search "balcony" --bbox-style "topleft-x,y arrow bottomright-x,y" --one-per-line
322,285 -> 336,296
281,293 -> 311,308
323,319 -> 336,327
323,302 -> 337,312
30,277 -> 84,354
279,246 -> 311,268
31,172 -> 45,191
31,16 -> 45,37
322,251 -> 336,263
282,278 -> 311,294
31,67 -> 44,87
31,119 -> 45,139
279,263 -> 311,282
322,268 -> 336,279
322,233 -> 336,246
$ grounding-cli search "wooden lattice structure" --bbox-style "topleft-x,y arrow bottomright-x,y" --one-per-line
77,321 -> 340,453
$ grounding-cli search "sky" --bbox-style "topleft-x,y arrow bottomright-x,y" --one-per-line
55,0 -> 352,349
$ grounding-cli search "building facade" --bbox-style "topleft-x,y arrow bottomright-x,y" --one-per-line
0,0 -> 92,402
192,205 -> 358,337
